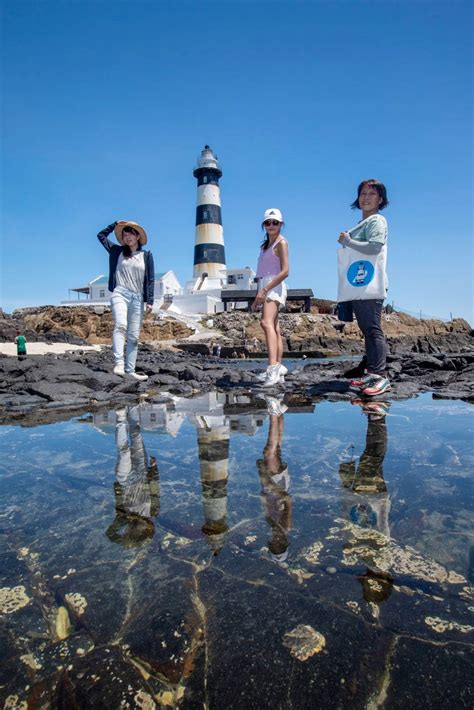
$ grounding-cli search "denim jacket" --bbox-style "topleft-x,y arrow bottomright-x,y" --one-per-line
97,223 -> 155,305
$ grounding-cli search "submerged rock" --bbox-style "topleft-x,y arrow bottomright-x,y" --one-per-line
55,605 -> 72,640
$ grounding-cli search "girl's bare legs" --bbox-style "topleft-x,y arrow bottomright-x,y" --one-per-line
275,316 -> 283,364
261,300 -> 280,366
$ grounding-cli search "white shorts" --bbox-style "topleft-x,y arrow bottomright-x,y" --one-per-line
259,276 -> 287,306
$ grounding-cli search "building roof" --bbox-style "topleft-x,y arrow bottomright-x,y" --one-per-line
89,275 -> 108,285
89,272 -> 171,284
225,267 -> 255,274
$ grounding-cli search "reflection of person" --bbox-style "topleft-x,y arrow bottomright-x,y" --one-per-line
338,180 -> 390,397
14,331 -> 27,360
97,220 -> 154,381
257,402 -> 292,563
106,407 -> 160,549
339,407 -> 392,603
252,208 -> 289,387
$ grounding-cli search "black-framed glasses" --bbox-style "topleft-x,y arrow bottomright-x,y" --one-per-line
264,220 -> 280,226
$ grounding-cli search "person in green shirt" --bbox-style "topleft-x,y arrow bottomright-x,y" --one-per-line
338,179 -> 391,397
14,331 -> 27,360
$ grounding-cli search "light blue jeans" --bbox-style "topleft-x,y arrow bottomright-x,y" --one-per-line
111,286 -> 144,373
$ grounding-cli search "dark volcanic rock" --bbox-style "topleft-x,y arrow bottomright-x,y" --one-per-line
0,344 -> 473,425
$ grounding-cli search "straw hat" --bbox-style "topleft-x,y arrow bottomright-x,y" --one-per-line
114,221 -> 148,246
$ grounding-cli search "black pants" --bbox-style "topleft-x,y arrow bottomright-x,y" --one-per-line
352,299 -> 386,375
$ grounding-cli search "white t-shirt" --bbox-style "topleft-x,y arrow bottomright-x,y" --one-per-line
115,251 -> 146,295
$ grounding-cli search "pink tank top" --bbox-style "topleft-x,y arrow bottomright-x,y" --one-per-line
256,237 -> 286,277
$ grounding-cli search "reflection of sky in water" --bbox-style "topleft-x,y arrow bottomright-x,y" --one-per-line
1,392 -> 473,705
1,393 -> 472,575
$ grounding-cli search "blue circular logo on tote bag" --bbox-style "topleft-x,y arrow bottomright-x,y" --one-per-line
347,260 -> 374,287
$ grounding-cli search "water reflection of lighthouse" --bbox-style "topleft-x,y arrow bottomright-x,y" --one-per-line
196,416 -> 230,555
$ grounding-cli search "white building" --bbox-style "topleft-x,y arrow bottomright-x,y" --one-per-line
63,271 -> 183,309
169,265 -> 257,316
92,392 -> 265,437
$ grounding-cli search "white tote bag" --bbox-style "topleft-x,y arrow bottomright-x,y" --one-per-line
337,245 -> 387,302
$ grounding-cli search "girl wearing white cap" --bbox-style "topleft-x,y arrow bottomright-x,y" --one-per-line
97,220 -> 155,381
252,209 -> 289,387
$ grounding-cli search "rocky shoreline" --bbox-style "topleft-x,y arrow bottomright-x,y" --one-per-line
1,344 -> 472,426
2,306 -> 472,355
1,305 -> 472,425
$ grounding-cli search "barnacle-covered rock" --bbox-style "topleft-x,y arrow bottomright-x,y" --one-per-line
65,592 -> 88,615
0,586 -> 30,614
282,624 -> 326,661
425,617 -> 474,634
299,541 -> 324,565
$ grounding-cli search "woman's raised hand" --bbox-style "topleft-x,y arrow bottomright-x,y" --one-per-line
338,231 -> 350,244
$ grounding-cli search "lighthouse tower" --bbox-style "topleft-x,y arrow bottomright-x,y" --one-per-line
192,145 -> 226,284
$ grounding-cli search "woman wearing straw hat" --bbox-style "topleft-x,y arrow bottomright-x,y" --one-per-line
97,220 -> 154,381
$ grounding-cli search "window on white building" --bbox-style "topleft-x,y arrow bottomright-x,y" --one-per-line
99,289 -> 105,298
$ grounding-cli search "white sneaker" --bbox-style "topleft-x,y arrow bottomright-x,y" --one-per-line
265,395 -> 288,416
127,372 -> 148,382
257,363 -> 287,383
113,364 -> 125,376
263,364 -> 282,387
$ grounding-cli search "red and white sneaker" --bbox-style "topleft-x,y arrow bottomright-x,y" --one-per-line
361,377 -> 391,397
349,373 -> 380,390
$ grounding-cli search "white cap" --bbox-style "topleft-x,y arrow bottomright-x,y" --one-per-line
262,208 -> 283,223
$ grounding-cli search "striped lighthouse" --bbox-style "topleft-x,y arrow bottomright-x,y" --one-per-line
192,145 -> 226,281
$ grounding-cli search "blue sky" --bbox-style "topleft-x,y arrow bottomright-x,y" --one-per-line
1,0 -> 472,322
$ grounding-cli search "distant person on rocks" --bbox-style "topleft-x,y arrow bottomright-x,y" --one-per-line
252,208 -> 289,387
97,220 -> 154,381
215,344 -> 221,358
252,336 -> 260,352
338,180 -> 390,396
231,350 -> 238,359
14,330 -> 27,360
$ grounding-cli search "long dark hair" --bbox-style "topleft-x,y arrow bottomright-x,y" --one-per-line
122,226 -> 142,258
260,222 -> 284,251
